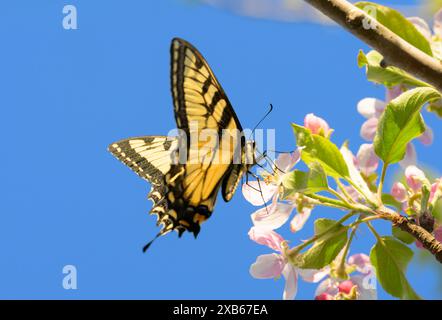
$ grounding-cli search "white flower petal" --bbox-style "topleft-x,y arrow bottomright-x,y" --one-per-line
357,98 -> 385,119
249,254 -> 285,279
360,118 -> 379,141
242,181 -> 277,206
356,143 -> 379,176
248,226 -> 284,252
315,278 -> 338,298
348,253 -> 371,274
298,267 -> 330,283
289,207 -> 312,233
351,275 -> 377,300
275,149 -> 301,173
251,202 -> 294,230
282,264 -> 298,300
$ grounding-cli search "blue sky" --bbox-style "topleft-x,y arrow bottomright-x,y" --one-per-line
0,0 -> 441,299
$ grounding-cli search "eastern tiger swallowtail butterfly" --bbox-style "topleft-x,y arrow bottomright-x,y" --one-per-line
108,38 -> 257,250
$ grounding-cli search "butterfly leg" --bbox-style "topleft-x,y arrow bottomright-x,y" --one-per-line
246,170 -> 270,214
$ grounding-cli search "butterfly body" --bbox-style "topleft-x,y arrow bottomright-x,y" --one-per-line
109,38 -> 255,245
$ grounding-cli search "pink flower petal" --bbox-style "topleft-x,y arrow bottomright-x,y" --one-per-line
405,165 -> 427,192
289,207 -> 312,233
282,263 -> 298,300
391,182 -> 407,203
298,267 -> 330,283
360,117 -> 378,141
386,86 -> 403,102
304,113 -> 332,136
408,17 -> 432,39
399,143 -> 417,168
434,8 -> 442,37
356,144 -> 378,176
348,253 -> 372,274
430,179 -> 442,203
249,253 -> 286,279
242,181 -> 277,206
248,226 -> 284,252
418,126 -> 433,145
357,98 -> 386,118
275,149 -> 301,173
251,202 -> 294,230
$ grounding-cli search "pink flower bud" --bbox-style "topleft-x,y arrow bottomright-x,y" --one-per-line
405,165 -> 427,192
304,113 -> 331,136
338,280 -> 355,294
391,182 -> 407,203
315,293 -> 334,300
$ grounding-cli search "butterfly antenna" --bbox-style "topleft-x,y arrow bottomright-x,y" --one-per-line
248,103 -> 274,140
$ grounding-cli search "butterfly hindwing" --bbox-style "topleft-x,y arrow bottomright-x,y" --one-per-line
108,136 -> 178,185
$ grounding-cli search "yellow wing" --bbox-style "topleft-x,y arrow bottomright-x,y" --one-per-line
152,38 -> 248,239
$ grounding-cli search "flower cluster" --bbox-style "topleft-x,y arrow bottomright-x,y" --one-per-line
391,166 -> 442,247
244,114 -> 377,299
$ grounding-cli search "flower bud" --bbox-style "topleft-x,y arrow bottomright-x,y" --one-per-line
304,113 -> 332,137
338,280 -> 355,294
391,182 -> 407,203
405,165 -> 428,192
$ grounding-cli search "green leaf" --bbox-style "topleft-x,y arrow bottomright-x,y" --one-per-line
382,193 -> 402,212
355,2 -> 433,56
374,87 -> 441,164
282,162 -> 328,197
292,124 -> 349,179
341,143 -> 378,205
357,50 -> 430,88
370,236 -> 420,299
392,226 -> 415,244
296,219 -> 348,269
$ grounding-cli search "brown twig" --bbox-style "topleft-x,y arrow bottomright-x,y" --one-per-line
390,214 -> 442,263
303,0 -> 442,93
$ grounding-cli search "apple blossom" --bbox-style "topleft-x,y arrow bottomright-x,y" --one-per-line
249,227 -> 299,300
357,97 -> 432,167
302,253 -> 377,300
304,113 -> 332,137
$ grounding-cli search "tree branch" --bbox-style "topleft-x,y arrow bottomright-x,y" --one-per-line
303,0 -> 442,93
389,213 -> 442,263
